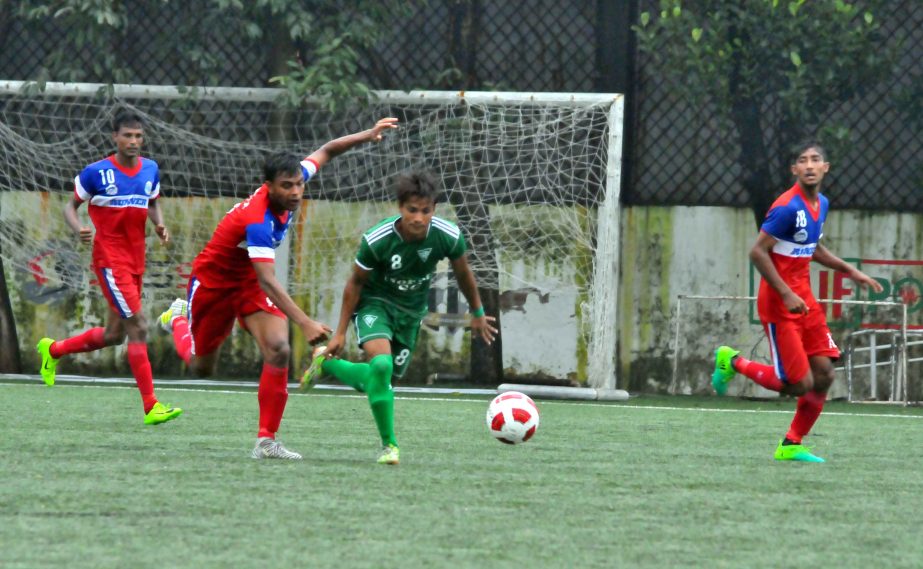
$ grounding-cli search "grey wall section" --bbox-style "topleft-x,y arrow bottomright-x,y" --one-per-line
621,205 -> 923,396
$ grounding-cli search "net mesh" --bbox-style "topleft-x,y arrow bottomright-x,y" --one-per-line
0,86 -> 620,384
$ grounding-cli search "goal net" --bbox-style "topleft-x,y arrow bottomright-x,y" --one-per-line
0,82 -> 623,386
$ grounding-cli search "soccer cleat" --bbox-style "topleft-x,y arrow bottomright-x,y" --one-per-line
711,345 -> 741,396
251,437 -> 303,460
774,439 -> 825,463
144,402 -> 183,425
377,444 -> 400,465
159,298 -> 188,333
36,337 -> 59,386
300,345 -> 327,390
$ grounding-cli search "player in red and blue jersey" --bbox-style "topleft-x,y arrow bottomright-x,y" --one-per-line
711,141 -> 882,462
36,110 -> 182,425
158,117 -> 398,459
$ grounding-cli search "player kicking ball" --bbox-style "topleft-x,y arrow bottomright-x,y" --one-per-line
37,110 -> 182,425
301,171 -> 498,465
711,140 -> 882,462
158,117 -> 398,459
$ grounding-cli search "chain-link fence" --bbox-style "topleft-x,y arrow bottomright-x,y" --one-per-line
1,0 -> 920,211
628,0 -> 923,213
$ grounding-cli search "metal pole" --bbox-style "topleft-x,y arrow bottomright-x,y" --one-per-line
670,296 -> 683,395
870,332 -> 878,400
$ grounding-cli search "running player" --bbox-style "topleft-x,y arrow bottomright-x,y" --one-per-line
301,171 -> 498,465
711,140 -> 883,462
36,110 -> 182,425
158,117 -> 399,459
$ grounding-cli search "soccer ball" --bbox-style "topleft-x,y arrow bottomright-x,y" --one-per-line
486,391 -> 540,444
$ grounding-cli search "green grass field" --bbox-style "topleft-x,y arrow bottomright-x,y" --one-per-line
2,382 -> 922,569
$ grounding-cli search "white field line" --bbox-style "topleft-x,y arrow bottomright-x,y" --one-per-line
3,377 -> 921,421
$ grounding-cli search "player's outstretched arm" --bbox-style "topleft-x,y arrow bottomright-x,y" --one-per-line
325,264 -> 370,358
63,196 -> 93,244
450,254 -> 498,345
749,231 -> 808,315
147,198 -> 169,244
252,261 -> 331,344
812,244 -> 884,293
305,117 -> 399,170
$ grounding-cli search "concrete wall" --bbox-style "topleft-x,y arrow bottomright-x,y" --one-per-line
622,206 -> 923,396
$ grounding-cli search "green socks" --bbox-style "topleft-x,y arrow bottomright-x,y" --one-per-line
322,354 -> 396,447
322,357 -> 369,392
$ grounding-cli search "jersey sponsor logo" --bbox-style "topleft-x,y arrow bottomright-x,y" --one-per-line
794,229 -> 808,243
363,315 -> 378,327
95,195 -> 149,208
790,244 -> 817,256
386,275 -> 430,291
417,248 -> 432,262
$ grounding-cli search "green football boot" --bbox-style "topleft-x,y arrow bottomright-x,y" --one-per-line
774,440 -> 825,463
144,402 -> 183,425
711,345 -> 740,396
377,444 -> 400,465
300,345 -> 327,390
36,337 -> 59,386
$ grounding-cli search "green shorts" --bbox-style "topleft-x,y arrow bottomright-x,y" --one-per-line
353,298 -> 422,378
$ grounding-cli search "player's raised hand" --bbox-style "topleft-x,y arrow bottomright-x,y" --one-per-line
155,224 -> 170,244
302,319 -> 332,346
77,226 -> 93,244
471,314 -> 499,345
368,117 -> 399,142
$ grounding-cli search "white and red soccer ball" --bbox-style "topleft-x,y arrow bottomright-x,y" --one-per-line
486,391 -> 540,444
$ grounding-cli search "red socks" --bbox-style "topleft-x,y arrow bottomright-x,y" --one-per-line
786,390 -> 827,443
733,356 -> 784,392
171,316 -> 192,365
49,327 -> 106,359
127,342 -> 158,413
257,364 -> 289,439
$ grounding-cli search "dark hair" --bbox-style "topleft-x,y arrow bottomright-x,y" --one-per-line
394,171 -> 440,205
263,150 -> 303,182
112,109 -> 144,132
789,139 -> 827,164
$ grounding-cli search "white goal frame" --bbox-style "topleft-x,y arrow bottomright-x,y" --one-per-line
0,81 -> 625,390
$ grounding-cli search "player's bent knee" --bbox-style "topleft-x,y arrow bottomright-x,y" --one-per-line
813,370 -> 835,392
190,361 -> 216,378
262,341 -> 291,367
369,354 -> 394,379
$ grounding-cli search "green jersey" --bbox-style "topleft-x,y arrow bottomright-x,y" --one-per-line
356,215 -> 467,316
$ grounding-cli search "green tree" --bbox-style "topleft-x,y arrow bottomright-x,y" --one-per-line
635,0 -> 897,225
15,0 -> 416,110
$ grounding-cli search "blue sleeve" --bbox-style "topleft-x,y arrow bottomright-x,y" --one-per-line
760,204 -> 793,240
75,165 -> 99,200
245,221 -> 274,248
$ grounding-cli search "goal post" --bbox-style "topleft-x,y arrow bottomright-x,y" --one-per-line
0,81 -> 625,387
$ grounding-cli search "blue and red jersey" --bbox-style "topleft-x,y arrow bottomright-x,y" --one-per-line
191,159 -> 318,288
757,183 -> 830,322
74,155 -> 160,274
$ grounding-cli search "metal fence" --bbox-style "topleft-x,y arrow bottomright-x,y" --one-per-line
1,0 -> 920,211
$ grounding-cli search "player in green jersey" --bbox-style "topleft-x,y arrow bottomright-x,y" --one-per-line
302,171 -> 498,464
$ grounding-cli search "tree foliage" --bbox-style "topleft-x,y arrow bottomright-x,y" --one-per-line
16,0 -> 417,110
634,0 -> 898,223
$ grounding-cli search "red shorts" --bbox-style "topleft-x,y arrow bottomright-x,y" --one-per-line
94,266 -> 143,319
186,276 -> 286,357
762,309 -> 840,384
